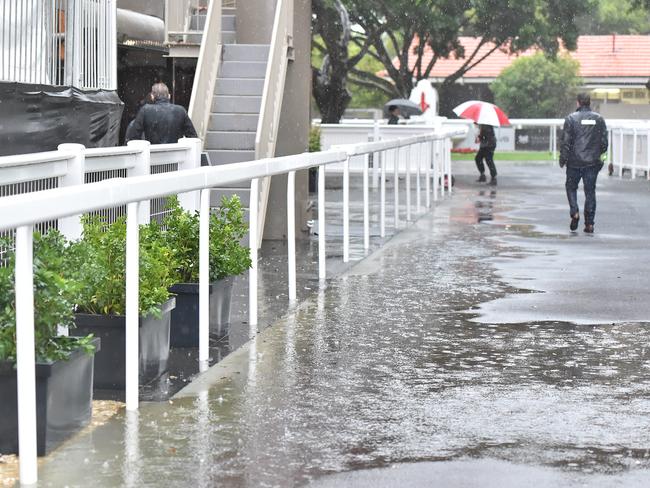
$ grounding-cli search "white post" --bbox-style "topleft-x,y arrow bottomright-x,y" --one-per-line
406,145 -> 412,221
58,143 -> 85,241
198,189 -> 210,367
343,156 -> 350,263
394,148 -> 399,229
363,153 -> 370,251
647,130 -> 650,180
619,129 -> 624,179
425,141 -> 431,208
127,140 -> 151,224
553,125 -> 558,160
446,139 -> 453,194
372,123 -> 380,189
607,129 -> 613,166
380,149 -> 386,238
15,225 -> 38,486
178,138 -> 202,213
287,171 -> 297,301
125,202 -> 140,411
632,129 -> 638,179
249,179 -> 259,327
433,140 -> 439,202
318,165 -> 326,281
416,143 -> 422,214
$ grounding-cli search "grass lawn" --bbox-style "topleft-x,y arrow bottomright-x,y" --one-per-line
452,151 -> 555,161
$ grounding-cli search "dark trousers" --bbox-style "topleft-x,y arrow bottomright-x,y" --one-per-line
475,147 -> 497,177
565,163 -> 603,225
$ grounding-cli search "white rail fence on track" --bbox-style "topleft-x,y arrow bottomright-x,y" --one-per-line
0,127 -> 463,485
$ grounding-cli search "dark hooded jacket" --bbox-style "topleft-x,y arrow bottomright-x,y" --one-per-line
560,106 -> 608,168
125,98 -> 197,144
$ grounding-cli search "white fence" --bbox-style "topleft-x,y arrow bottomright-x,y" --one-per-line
0,127 -> 462,485
0,0 -> 117,90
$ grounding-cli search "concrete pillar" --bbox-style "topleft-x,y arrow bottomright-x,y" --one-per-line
263,0 -> 312,240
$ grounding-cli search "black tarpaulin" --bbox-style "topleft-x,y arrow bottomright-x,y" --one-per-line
0,82 -> 124,156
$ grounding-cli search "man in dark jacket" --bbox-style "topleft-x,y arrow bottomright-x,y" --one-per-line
125,83 -> 198,144
560,93 -> 608,233
475,124 -> 497,185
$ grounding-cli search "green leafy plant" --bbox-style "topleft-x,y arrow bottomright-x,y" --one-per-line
309,125 -> 322,153
67,216 -> 176,317
159,196 -> 251,284
0,231 -> 94,365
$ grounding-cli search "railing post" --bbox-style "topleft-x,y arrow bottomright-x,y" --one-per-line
15,225 -> 38,486
380,149 -> 386,238
178,138 -> 202,213
125,202 -> 140,411
647,130 -> 650,180
58,143 -> 86,241
343,156 -> 350,263
372,123 -> 380,189
416,143 -> 422,214
632,129 -> 638,179
199,189 -> 210,369
249,178 -> 259,327
363,153 -> 370,251
433,140 -> 439,202
425,141 -> 431,208
446,138 -> 453,194
318,165 -> 326,281
394,148 -> 399,229
406,145 -> 412,222
127,140 -> 151,224
287,171 -> 297,301
619,129 -> 624,179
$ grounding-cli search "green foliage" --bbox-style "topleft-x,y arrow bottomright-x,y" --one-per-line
578,0 -> 650,34
159,196 -> 251,284
67,216 -> 176,317
0,231 -> 95,365
309,126 -> 322,152
491,53 -> 582,118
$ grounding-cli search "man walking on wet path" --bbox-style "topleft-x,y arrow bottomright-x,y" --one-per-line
560,93 -> 608,233
475,124 -> 498,186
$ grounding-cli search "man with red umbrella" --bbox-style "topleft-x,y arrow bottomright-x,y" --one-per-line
453,101 -> 510,187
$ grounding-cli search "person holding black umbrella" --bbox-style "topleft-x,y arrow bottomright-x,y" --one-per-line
387,105 -> 401,125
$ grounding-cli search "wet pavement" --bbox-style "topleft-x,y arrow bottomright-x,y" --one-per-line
29,162 -> 650,486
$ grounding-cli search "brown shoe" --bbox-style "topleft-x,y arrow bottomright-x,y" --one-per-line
584,224 -> 594,234
570,213 -> 580,231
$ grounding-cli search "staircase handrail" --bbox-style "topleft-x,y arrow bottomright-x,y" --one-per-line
188,0 -> 223,141
254,0 -> 294,246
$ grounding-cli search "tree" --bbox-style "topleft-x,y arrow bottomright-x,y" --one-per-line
312,0 -> 590,123
578,0 -> 650,34
491,53 -> 582,118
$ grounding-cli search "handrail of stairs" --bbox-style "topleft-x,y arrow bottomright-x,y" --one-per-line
253,0 -> 294,247
188,0 -> 223,141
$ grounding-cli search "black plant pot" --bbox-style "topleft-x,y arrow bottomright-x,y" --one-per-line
169,276 -> 234,348
0,337 -> 100,456
73,298 -> 175,390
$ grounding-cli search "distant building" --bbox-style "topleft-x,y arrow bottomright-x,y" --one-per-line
394,35 -> 650,119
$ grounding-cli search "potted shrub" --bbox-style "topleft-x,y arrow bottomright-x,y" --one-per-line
0,231 -> 99,456
69,216 -> 176,390
160,196 -> 251,347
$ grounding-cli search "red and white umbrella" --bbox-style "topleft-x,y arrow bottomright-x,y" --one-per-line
453,100 -> 511,127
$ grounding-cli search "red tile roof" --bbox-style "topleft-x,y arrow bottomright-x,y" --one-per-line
401,35 -> 650,80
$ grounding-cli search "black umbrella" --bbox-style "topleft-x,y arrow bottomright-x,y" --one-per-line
383,99 -> 423,119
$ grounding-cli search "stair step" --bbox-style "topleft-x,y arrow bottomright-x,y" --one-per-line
207,150 -> 256,165
222,31 -> 236,44
213,95 -> 262,114
223,44 -> 270,62
209,113 -> 259,132
220,61 -> 267,79
215,78 -> 264,96
206,131 -> 256,150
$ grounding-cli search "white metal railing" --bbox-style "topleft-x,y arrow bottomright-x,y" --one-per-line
609,124 -> 650,180
0,127 -> 461,485
164,0 -> 208,40
187,0 -> 222,141
0,0 -> 117,90
254,0 -> 294,247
